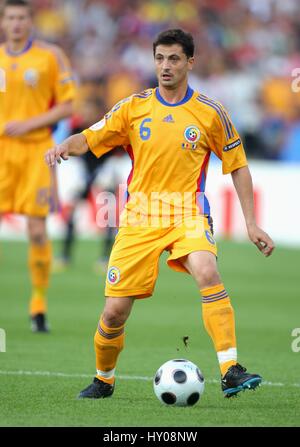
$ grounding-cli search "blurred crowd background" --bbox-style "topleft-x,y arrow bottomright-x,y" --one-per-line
1,0 -> 300,250
2,0 -> 300,161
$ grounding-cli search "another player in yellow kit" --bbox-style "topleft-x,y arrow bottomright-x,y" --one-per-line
0,0 -> 75,331
46,29 -> 275,398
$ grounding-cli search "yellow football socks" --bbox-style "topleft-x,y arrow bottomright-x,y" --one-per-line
28,241 -> 52,316
30,287 -> 47,315
94,316 -> 125,384
200,283 -> 237,376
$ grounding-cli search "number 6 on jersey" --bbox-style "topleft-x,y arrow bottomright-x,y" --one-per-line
140,118 -> 152,141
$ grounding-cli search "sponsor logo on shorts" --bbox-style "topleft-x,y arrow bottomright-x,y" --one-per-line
205,230 -> 215,245
107,266 -> 120,285
223,138 -> 241,152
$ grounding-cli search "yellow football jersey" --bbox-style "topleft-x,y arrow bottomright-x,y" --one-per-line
83,86 -> 248,225
0,38 -> 75,141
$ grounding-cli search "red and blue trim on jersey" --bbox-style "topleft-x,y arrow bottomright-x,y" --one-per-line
125,145 -> 134,204
196,152 -> 211,216
134,90 -> 153,99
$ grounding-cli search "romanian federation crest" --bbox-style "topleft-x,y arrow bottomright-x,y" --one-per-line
184,125 -> 201,144
107,266 -> 120,285
24,68 -> 39,87
182,125 -> 201,150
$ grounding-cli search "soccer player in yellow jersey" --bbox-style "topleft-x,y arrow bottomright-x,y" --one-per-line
46,29 -> 275,398
0,0 -> 75,332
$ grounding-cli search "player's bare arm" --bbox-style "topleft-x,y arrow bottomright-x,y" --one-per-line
4,101 -> 73,137
45,132 -> 89,167
231,165 -> 275,257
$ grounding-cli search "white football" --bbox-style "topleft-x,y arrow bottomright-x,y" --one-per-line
153,359 -> 205,406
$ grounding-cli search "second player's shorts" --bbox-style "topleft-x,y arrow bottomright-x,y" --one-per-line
105,215 -> 217,298
0,136 -> 55,217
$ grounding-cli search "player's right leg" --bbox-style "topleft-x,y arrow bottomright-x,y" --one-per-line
78,296 -> 134,399
78,225 -> 163,399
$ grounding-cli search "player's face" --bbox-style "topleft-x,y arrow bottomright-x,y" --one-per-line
1,6 -> 32,43
154,44 -> 194,89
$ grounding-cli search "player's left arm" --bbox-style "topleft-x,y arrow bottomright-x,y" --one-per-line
231,165 -> 275,257
4,101 -> 73,137
210,104 -> 275,257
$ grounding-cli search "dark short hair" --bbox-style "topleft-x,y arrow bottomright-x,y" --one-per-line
1,0 -> 32,15
153,29 -> 195,58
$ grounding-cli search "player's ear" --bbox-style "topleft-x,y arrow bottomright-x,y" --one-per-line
188,57 -> 194,71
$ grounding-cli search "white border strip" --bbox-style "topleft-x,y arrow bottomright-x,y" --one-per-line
0,370 -> 299,388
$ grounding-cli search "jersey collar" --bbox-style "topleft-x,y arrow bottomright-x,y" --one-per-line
155,85 -> 194,107
6,37 -> 34,57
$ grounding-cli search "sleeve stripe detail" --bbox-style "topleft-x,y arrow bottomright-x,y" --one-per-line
196,95 -> 234,139
202,95 -> 234,139
222,107 -> 234,138
133,90 -> 153,99
60,76 -> 75,84
197,95 -> 233,139
35,40 -> 68,72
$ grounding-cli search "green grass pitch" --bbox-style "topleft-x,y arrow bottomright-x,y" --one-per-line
0,239 -> 299,427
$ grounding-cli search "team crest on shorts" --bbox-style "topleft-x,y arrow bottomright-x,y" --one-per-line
107,266 -> 120,285
182,125 -> 201,150
205,230 -> 215,245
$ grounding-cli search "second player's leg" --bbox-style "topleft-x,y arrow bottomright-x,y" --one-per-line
27,216 -> 52,332
28,216 -> 48,245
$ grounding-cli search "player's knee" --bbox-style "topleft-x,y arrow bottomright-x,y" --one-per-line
194,264 -> 220,289
27,219 -> 47,245
102,307 -> 128,328
28,231 -> 47,245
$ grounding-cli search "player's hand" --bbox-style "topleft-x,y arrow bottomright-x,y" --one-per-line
45,144 -> 69,167
247,223 -> 275,257
4,120 -> 33,136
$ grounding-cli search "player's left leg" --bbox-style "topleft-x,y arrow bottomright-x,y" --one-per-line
182,251 -> 237,372
182,251 -> 262,398
27,216 -> 52,333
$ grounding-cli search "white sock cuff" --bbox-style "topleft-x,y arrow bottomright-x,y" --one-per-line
96,368 -> 115,379
217,347 -> 237,364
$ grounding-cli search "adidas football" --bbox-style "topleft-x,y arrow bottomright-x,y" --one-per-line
153,359 -> 205,406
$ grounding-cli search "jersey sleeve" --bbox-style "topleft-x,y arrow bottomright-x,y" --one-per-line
51,48 -> 76,104
82,99 -> 131,158
210,105 -> 248,174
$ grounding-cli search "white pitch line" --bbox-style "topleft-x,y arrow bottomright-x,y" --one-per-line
0,370 -> 299,388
